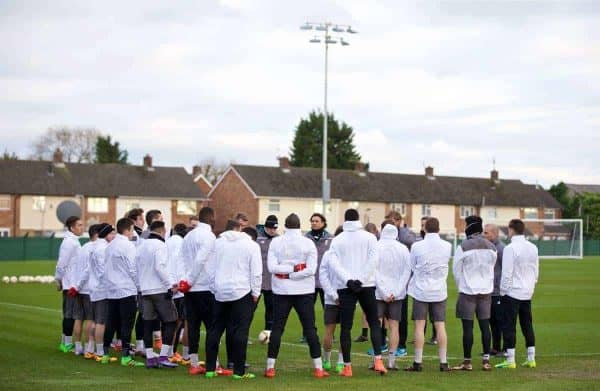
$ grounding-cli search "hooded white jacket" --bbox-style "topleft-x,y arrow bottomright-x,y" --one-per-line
267,229 -> 317,295
328,221 -> 379,289
407,233 -> 452,302
70,240 -> 96,294
104,234 -> 139,299
319,250 -> 342,305
500,235 -> 539,300
452,234 -> 497,295
180,223 -> 215,292
137,236 -> 175,296
376,224 -> 411,301
55,230 -> 81,289
89,238 -> 109,302
210,230 -> 262,302
166,234 -> 185,299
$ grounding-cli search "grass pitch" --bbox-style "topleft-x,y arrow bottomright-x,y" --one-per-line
0,258 -> 599,390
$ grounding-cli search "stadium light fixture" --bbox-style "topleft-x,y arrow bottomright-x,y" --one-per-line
300,23 -> 313,30
332,25 -> 345,33
309,37 -> 321,43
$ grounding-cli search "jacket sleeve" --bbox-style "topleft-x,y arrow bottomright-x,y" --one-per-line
375,247 -> 390,299
395,248 -> 412,298
500,246 -> 515,295
364,234 -> 379,283
55,241 -> 75,282
206,247 -> 217,293
188,235 -> 215,285
328,242 -> 351,284
155,245 -> 173,287
250,243 -> 262,297
73,248 -> 89,290
90,247 -> 105,282
290,241 -> 318,280
267,241 -> 294,274
452,245 -> 464,288
319,253 -> 337,302
125,244 -> 139,291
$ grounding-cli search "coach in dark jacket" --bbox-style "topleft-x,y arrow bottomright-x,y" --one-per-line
257,215 -> 279,331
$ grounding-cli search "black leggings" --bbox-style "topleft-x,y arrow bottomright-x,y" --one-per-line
399,297 -> 408,348
502,296 -> 535,349
261,290 -> 274,331
490,296 -> 504,351
338,287 -> 382,363
184,291 -> 214,355
103,296 -> 137,356
461,318 -> 491,359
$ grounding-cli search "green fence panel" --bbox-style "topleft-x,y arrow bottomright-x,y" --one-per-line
0,237 -> 89,261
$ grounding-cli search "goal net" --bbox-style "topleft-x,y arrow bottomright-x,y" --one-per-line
503,219 -> 583,259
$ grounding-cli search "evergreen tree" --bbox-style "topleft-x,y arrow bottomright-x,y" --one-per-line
95,135 -> 128,164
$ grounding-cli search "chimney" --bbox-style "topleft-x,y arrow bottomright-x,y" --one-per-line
52,148 -> 65,167
143,154 -> 154,171
278,156 -> 290,172
425,165 -> 434,179
192,165 -> 202,178
354,161 -> 367,177
491,169 -> 499,183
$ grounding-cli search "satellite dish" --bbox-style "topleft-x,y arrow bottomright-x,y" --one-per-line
56,200 -> 82,225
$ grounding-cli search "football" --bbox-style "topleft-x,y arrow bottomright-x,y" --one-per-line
258,330 -> 271,345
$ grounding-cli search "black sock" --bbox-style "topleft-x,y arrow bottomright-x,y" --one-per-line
361,328 -> 368,337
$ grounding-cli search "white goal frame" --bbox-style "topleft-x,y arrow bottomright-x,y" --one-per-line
522,218 -> 583,260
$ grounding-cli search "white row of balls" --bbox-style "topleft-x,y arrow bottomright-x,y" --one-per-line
2,275 -> 55,284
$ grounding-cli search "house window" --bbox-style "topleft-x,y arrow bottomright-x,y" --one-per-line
421,204 -> 431,217
544,208 -> 556,219
349,201 -> 360,209
314,200 -> 332,214
32,196 -> 46,211
390,203 -> 406,216
0,228 -> 9,237
124,201 -> 140,212
268,199 -> 280,212
0,196 -> 10,210
87,197 -> 108,213
177,200 -> 197,215
523,208 -> 538,219
486,208 -> 497,220
460,205 -> 476,218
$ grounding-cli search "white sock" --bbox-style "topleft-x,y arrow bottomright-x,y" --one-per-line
168,345 -> 173,357
414,348 -> 423,364
266,358 -> 276,369
527,346 -> 535,361
112,337 -> 117,344
96,344 -> 105,356
388,352 -> 396,367
146,348 -> 156,359
337,352 -> 344,364
160,344 -> 170,357
483,354 -> 490,361
313,357 -> 322,370
182,346 -> 190,359
507,348 -> 516,364
75,341 -> 83,353
374,354 -> 382,360
86,340 -> 94,353
153,331 -> 161,339
324,351 -> 332,361
191,353 -> 199,367
135,340 -> 144,351
64,336 -> 72,344
439,347 -> 447,364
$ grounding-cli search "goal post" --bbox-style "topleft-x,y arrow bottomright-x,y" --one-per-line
520,219 -> 583,259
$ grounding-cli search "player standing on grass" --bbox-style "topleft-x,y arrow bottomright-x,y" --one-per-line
256,215 -> 279,332
166,223 -> 189,364
127,208 -> 145,354
205,219 -> 262,380
405,217 -> 452,372
328,209 -> 387,376
451,216 -> 497,371
264,213 -> 328,378
495,219 -> 539,369
55,216 -> 84,353
484,223 -> 506,357
376,222 -> 411,370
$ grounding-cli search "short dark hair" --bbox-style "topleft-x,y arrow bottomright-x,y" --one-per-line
381,219 -> 395,230
116,218 -> 134,234
65,216 -> 80,230
509,219 -> 525,235
145,209 -> 162,226
424,217 -> 440,233
127,208 -> 144,222
235,212 -> 248,222
88,224 -> 101,238
385,211 -> 402,221
242,227 -> 258,241
189,216 -> 199,222
198,207 -> 215,224
344,209 -> 359,221
224,219 -> 241,231
173,223 -> 188,237
334,225 -> 344,236
149,220 -> 165,232
421,216 -> 429,222
285,213 -> 301,229
310,213 -> 327,228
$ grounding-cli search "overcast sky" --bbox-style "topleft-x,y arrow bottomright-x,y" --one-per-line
1,0 -> 598,187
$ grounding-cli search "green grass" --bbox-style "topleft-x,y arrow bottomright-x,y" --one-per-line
1,258 -> 599,390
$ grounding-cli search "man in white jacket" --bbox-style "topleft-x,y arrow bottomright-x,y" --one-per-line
103,218 -> 144,367
451,216 -> 497,371
205,220 -> 262,380
328,209 -> 387,376
265,214 -> 328,379
55,216 -> 84,353
405,217 -> 452,372
137,220 -> 179,368
495,219 -> 539,369
376,222 -> 411,370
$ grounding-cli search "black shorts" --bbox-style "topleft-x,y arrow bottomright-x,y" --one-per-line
62,290 -> 77,319
324,304 -> 340,325
412,298 -> 446,322
142,294 -> 178,322
377,300 -> 403,321
174,297 -> 186,320
73,294 -> 94,321
92,299 -> 109,324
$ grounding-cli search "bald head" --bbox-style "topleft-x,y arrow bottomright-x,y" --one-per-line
484,224 -> 499,242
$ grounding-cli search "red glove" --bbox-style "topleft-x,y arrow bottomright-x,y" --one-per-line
294,263 -> 307,272
67,287 -> 78,297
275,273 -> 289,279
178,280 -> 191,293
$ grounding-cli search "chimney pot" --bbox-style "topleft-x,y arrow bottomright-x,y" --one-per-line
425,166 -> 434,178
192,165 -> 202,178
278,156 -> 290,170
143,154 -> 153,167
491,169 -> 499,182
53,148 -> 63,164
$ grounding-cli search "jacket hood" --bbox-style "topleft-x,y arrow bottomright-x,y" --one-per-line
380,224 -> 398,240
342,220 -> 362,232
220,230 -> 249,241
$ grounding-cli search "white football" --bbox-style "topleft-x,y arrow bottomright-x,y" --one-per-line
2,276 -> 9,283
258,330 -> 271,344
10,276 -> 17,283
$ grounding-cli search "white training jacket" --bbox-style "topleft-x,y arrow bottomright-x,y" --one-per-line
500,235 -> 539,300
319,250 -> 342,305
407,233 -> 452,302
70,240 -> 96,294
452,234 -> 497,295
180,223 -> 216,292
267,229 -> 317,295
210,230 -> 262,302
104,234 -> 139,299
166,234 -> 185,299
376,224 -> 411,301
55,230 -> 81,289
328,220 -> 379,289
89,238 -> 109,302
137,236 -> 175,296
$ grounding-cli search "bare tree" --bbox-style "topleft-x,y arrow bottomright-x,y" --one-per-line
193,157 -> 232,185
30,126 -> 101,163
1,149 -> 18,160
